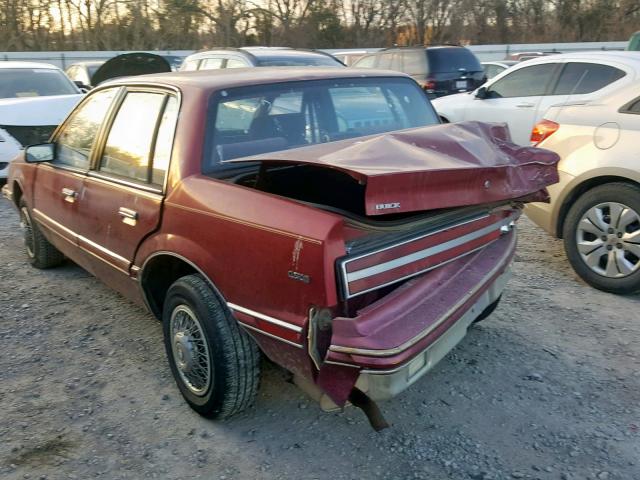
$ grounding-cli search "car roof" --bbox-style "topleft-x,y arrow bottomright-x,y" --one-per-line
68,61 -> 105,68
518,51 -> 640,65
0,61 -> 61,70
186,47 -> 333,60
103,67 -> 410,92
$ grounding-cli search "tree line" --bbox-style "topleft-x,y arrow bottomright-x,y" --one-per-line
1,0 -> 638,52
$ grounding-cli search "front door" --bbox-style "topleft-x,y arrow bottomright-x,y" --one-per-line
75,89 -> 179,293
31,88 -> 119,255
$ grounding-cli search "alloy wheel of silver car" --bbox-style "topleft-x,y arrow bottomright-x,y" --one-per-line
576,202 -> 640,278
170,305 -> 212,396
19,206 -> 35,259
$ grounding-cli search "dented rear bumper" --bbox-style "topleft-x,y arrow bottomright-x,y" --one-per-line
319,229 -> 516,404
355,266 -> 509,400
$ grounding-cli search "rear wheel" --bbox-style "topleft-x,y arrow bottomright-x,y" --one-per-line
19,199 -> 64,269
563,183 -> 640,294
162,274 -> 260,418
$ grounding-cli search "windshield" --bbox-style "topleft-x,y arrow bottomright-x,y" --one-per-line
427,48 -> 482,73
256,55 -> 343,67
203,77 -> 439,173
0,68 -> 78,99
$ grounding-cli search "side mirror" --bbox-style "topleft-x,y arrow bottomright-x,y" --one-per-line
475,86 -> 488,99
73,80 -> 91,92
25,143 -> 55,163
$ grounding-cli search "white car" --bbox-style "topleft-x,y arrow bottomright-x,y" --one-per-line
481,60 -> 518,80
433,52 -> 640,145
0,62 -> 83,180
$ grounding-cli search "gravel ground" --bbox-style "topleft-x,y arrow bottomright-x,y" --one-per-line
0,198 -> 638,480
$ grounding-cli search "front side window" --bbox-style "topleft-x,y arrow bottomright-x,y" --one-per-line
203,78 -> 439,173
0,68 -> 78,99
99,92 -> 167,183
226,58 -> 248,68
56,88 -> 118,168
552,62 -> 626,95
487,64 -> 557,98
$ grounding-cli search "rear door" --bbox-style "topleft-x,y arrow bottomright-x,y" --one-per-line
469,63 -> 559,144
536,62 -> 627,125
75,88 -> 179,278
31,88 -> 119,252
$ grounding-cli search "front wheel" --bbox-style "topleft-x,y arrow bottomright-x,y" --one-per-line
19,199 -> 64,269
563,183 -> 640,294
162,274 -> 260,418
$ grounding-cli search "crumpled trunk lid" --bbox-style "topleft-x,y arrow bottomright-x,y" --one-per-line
229,121 -> 559,215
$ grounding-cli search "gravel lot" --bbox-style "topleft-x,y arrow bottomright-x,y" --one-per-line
0,198 -> 638,480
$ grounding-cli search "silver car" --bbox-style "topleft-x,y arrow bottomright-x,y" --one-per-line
526,82 -> 640,294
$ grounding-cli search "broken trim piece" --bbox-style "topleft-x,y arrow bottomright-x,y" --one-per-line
227,302 -> 303,332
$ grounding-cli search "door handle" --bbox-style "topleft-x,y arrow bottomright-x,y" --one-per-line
62,188 -> 77,203
118,207 -> 138,226
516,102 -> 534,108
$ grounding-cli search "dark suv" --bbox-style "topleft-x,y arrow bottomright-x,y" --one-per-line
353,46 -> 485,98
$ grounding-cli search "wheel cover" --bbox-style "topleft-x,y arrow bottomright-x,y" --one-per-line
576,202 -> 640,278
19,207 -> 35,259
170,305 -> 212,396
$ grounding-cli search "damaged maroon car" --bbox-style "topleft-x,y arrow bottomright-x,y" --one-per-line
2,69 -> 559,426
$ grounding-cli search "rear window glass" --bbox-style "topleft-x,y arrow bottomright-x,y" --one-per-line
552,63 -> 626,95
427,48 -> 482,73
0,68 -> 77,98
255,55 -> 342,67
203,78 -> 439,173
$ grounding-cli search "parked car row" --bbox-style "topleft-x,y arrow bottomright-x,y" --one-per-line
430,51 -> 640,293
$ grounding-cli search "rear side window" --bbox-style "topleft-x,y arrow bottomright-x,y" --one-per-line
488,64 -> 556,98
377,53 -> 394,69
100,92 -> 168,183
182,60 -> 200,71
427,48 -> 482,73
354,55 -> 376,68
56,88 -> 118,169
204,78 -> 439,173
621,97 -> 640,114
401,51 -> 428,75
552,63 -> 625,95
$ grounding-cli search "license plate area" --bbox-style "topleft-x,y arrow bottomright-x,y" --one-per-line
455,80 -> 468,90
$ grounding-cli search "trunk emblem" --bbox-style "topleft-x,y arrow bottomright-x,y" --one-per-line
375,202 -> 401,211
288,271 -> 311,284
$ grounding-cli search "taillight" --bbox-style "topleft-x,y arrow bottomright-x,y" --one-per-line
422,79 -> 436,91
530,120 -> 559,145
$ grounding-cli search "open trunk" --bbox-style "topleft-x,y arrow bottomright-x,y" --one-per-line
228,121 -> 559,218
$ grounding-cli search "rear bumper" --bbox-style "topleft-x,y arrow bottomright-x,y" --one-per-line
356,266 -> 509,400
324,229 -> 516,402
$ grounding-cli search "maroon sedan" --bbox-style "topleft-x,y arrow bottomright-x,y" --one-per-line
2,68 -> 558,426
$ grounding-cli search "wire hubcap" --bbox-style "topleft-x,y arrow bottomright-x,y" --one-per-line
170,305 -> 211,396
576,202 -> 640,278
19,207 -> 35,258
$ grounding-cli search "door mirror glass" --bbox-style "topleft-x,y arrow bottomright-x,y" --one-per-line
475,86 -> 488,99
25,143 -> 55,163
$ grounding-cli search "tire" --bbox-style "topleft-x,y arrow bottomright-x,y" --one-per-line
162,274 -> 260,418
563,182 -> 640,294
18,199 -> 64,269
473,295 -> 502,324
